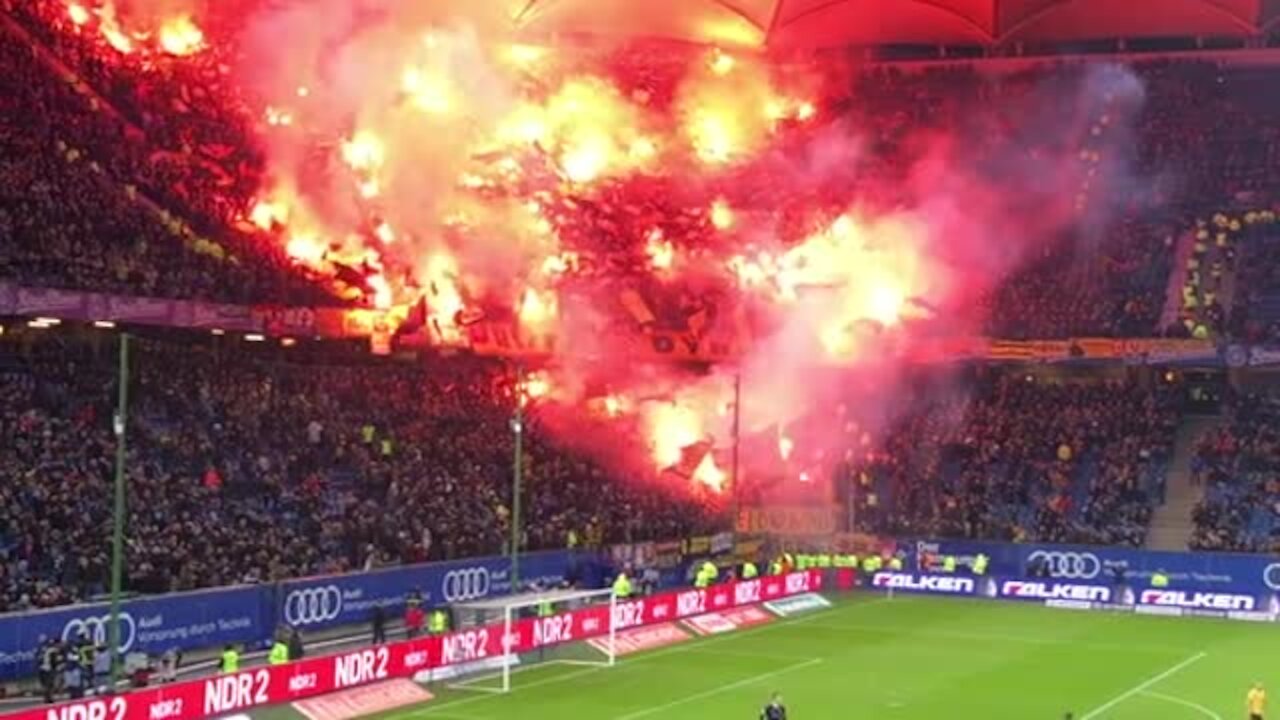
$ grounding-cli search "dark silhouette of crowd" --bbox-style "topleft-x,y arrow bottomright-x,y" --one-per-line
848,369 -> 1180,547
0,333 -> 722,612
1190,392 -> 1280,553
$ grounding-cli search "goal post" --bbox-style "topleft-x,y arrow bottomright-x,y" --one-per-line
443,587 -> 618,694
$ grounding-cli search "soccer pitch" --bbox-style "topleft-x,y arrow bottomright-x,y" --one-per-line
274,594 -> 1279,719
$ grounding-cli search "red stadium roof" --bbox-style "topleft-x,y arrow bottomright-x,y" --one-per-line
513,0 -> 1280,48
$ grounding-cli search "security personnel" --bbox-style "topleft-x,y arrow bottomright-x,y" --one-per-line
817,553 -> 832,569
701,560 -> 719,585
942,555 -> 957,573
219,644 -> 240,674
1151,570 -> 1170,588
887,555 -> 903,571
741,561 -> 759,580
769,557 -> 784,576
429,608 -> 449,635
972,554 -> 989,576
613,571 -> 633,599
694,564 -> 712,588
268,637 -> 290,665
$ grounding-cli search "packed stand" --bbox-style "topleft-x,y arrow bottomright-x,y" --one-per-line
848,369 -> 1180,546
0,3 -> 341,306
1189,392 -> 1280,552
0,333 -> 722,612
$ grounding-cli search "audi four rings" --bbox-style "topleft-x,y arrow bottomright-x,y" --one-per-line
62,614 -> 137,650
1026,550 -> 1103,579
284,585 -> 343,625
1264,563 -> 1280,591
442,568 -> 492,602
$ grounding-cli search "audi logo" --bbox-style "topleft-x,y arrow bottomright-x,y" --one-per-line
1264,563 -> 1280,591
1027,551 -> 1102,580
442,568 -> 492,603
284,586 -> 343,626
62,613 -> 137,651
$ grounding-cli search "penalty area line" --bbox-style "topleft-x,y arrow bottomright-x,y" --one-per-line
1080,651 -> 1207,720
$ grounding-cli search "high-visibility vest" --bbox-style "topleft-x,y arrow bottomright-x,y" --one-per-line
973,555 -> 989,575
887,557 -> 903,571
769,561 -> 783,575
702,562 -> 718,581
817,554 -> 832,568
429,610 -> 448,633
268,642 -> 289,666
942,556 -> 956,573
220,649 -> 239,673
694,569 -> 711,588
613,573 -> 633,598
1151,573 -> 1170,588
537,601 -> 554,617
741,563 -> 759,579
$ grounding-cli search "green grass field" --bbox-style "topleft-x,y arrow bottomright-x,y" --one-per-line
265,594 -> 1280,719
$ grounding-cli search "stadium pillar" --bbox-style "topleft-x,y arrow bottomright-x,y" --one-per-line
731,369 -> 741,536
109,334 -> 130,683
510,362 -> 524,589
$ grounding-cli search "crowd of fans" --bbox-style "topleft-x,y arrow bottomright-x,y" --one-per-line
0,333 -> 722,612
848,369 -> 1180,547
3,0 -> 1280,339
1190,391 -> 1280,553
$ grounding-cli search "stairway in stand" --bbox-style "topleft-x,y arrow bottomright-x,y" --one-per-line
1146,415 -> 1219,551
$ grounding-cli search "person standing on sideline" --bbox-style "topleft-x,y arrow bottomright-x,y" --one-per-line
760,692 -> 786,720
371,603 -> 387,644
1248,681 -> 1266,720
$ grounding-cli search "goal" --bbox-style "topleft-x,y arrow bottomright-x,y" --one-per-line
441,587 -> 618,694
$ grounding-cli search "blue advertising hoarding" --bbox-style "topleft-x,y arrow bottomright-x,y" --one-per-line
276,550 -> 577,631
912,538 -> 1280,595
0,584 -> 271,681
0,550 -> 579,680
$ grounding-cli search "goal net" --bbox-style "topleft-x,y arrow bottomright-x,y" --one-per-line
439,587 -> 617,694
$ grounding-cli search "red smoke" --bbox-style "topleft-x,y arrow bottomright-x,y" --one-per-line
45,0 -> 1149,498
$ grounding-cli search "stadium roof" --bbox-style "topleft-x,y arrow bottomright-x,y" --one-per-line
513,0 -> 1280,49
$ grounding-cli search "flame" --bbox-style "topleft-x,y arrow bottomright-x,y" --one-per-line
518,288 -> 558,333
402,67 -> 452,114
368,274 -> 393,309
249,197 -> 289,230
710,198 -> 734,230
647,403 -> 707,468
67,3 -> 90,26
158,16 -> 204,56
374,221 -> 396,244
286,233 -> 326,266
520,371 -> 552,405
778,431 -> 794,461
693,456 -> 726,491
708,48 -> 735,77
729,212 -> 931,359
342,131 -> 385,173
645,230 -> 675,271
265,106 -> 294,127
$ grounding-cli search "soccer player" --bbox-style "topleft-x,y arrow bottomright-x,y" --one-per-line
1248,681 -> 1266,720
761,692 -> 786,720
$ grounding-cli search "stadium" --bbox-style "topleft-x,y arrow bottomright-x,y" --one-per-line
2,0 -> 1280,718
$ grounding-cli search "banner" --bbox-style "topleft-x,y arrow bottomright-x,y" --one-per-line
276,551 -> 576,632
737,506 -> 839,536
9,571 -> 823,720
0,585 -> 271,681
914,539 -> 1280,597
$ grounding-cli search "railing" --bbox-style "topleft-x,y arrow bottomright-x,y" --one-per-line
2,571 -> 824,720
0,551 -> 581,681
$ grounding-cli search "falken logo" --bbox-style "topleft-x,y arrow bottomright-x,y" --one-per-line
1000,581 -> 1112,603
1139,590 -> 1256,611
872,573 -> 974,594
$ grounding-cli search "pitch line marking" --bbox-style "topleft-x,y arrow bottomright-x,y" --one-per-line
608,658 -> 823,720
1080,651 -> 1207,719
1140,691 -> 1222,720
400,597 -> 891,718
